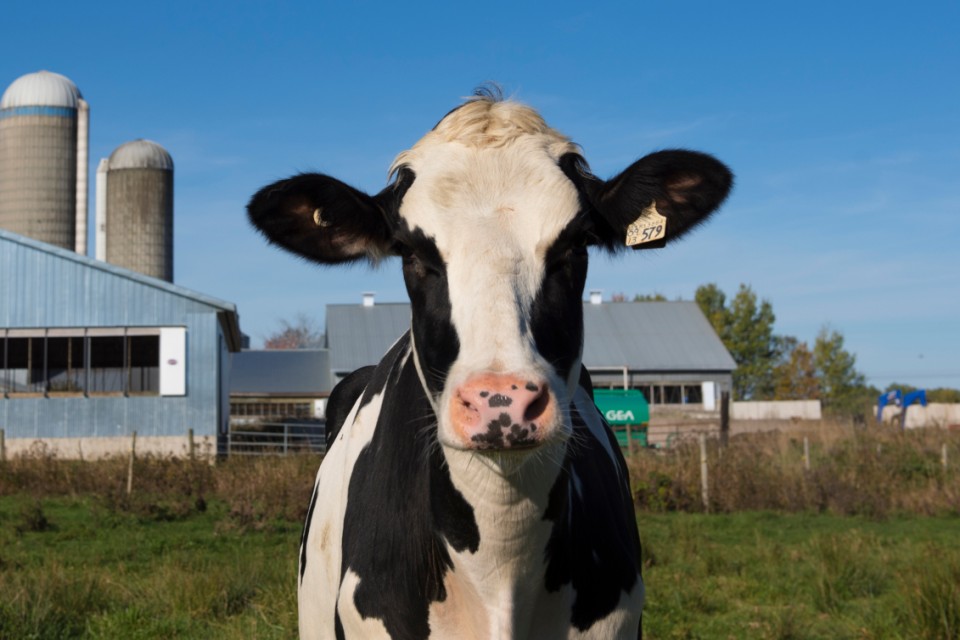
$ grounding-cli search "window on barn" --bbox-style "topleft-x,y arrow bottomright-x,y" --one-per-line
46,336 -> 86,394
4,335 -> 45,395
662,385 -> 683,404
88,335 -> 126,394
127,335 -> 160,394
1,328 -> 172,399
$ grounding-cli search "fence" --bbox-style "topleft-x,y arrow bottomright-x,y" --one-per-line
227,421 -> 326,456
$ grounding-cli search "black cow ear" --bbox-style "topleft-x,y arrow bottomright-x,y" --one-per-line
247,173 -> 396,265
589,150 -> 733,252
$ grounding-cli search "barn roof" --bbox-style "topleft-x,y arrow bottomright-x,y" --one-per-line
583,301 -> 736,372
230,349 -> 333,396
325,300 -> 734,375
325,303 -> 411,375
0,228 -> 243,351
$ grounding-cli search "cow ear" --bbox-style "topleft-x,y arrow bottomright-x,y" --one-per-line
247,173 -> 396,265
589,150 -> 732,252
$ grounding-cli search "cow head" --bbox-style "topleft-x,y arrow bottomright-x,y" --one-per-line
248,92 -> 732,459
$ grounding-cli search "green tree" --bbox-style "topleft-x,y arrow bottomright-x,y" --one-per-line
773,340 -> 819,400
813,326 -> 867,416
695,283 -> 778,400
695,283 -> 730,343
929,388 -> 960,403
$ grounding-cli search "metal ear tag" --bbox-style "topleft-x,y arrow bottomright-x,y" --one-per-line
625,203 -> 667,247
313,208 -> 330,228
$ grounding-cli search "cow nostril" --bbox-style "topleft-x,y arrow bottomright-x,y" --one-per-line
523,387 -> 550,423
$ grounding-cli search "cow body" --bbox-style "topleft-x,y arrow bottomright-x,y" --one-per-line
302,333 -> 642,639
248,89 -> 732,639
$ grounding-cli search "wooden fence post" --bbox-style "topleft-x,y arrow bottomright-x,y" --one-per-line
126,431 -> 137,496
943,443 -> 949,473
0,428 -> 6,464
699,433 -> 709,512
804,437 -> 811,471
719,391 -> 730,448
188,428 -> 196,461
626,424 -> 634,459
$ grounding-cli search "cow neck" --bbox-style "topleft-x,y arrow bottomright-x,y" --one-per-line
437,443 -> 567,637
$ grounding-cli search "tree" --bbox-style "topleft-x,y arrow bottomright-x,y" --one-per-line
263,313 -> 324,349
813,326 -> 867,416
633,293 -> 668,302
772,340 -> 819,400
695,283 -> 729,343
696,283 -> 778,400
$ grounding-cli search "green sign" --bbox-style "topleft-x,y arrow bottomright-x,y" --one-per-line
593,389 -> 650,425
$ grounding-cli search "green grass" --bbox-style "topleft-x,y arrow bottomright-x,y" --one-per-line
0,496 -> 299,639
640,511 -> 960,639
2,496 -> 958,639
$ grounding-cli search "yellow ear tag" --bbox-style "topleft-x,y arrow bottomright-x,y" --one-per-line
625,203 -> 667,247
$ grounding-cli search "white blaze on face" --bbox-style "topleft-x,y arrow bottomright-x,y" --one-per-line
396,108 -> 582,449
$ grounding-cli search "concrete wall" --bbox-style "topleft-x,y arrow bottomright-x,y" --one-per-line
731,400 -> 822,420
2,434 -> 216,460
876,403 -> 960,428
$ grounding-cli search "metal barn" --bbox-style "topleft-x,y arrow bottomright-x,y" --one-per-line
0,228 -> 241,458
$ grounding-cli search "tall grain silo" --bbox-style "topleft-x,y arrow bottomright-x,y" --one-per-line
0,71 -> 89,253
98,139 -> 174,281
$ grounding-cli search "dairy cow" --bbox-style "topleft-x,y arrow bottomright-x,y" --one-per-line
248,89 -> 732,639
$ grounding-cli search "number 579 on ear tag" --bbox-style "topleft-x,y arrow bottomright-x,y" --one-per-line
625,203 -> 667,247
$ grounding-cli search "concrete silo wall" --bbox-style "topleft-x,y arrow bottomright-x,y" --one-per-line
105,168 -> 173,281
0,112 -> 78,250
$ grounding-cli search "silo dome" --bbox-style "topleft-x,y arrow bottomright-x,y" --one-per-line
0,70 -> 82,109
108,139 -> 174,171
0,70 -> 88,252
99,139 -> 174,282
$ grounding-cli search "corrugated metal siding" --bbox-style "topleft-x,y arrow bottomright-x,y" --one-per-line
231,350 -> 332,395
0,230 -> 235,439
326,304 -> 410,374
582,302 -> 736,371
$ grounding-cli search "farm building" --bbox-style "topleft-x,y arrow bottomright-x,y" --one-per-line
0,228 -> 242,458
229,349 -> 332,423
227,349 -> 332,454
324,294 -> 735,410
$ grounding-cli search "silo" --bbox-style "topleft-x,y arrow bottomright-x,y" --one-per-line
100,139 -> 174,282
0,71 -> 87,252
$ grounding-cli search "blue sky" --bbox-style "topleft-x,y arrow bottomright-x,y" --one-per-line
2,1 -> 958,390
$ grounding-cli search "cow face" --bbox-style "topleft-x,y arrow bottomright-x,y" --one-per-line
248,93 -> 732,456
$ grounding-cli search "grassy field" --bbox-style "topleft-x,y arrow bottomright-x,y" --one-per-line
640,512 -> 960,639
2,425 -> 959,638
2,496 -> 959,639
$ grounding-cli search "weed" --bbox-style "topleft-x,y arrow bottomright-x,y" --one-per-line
15,500 -> 54,535
899,550 -> 960,639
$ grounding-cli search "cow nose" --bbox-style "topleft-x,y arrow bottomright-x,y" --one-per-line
450,373 -> 555,449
